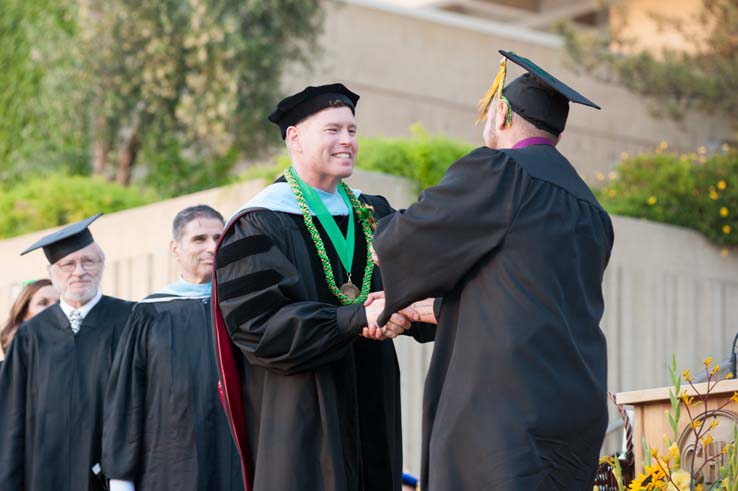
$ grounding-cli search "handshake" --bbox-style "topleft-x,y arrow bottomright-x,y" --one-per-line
361,291 -> 436,340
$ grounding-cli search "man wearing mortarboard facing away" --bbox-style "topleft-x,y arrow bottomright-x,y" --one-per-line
211,83 -> 436,491
0,213 -> 134,491
372,51 -> 615,490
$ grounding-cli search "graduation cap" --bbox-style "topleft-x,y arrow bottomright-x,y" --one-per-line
477,50 -> 600,136
268,83 -> 360,139
20,213 -> 103,264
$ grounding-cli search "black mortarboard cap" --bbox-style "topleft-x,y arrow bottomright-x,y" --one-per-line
268,83 -> 360,139
20,213 -> 103,264
479,50 -> 600,136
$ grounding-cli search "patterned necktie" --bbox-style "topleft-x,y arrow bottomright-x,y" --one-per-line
69,309 -> 82,334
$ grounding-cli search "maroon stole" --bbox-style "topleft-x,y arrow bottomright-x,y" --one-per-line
212,209 -> 253,491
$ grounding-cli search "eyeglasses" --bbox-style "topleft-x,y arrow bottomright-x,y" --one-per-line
54,258 -> 101,273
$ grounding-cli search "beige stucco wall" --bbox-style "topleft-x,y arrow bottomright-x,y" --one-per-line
288,0 -> 733,185
613,0 -> 703,54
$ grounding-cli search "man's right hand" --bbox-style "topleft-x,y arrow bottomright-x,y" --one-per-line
362,292 -> 419,340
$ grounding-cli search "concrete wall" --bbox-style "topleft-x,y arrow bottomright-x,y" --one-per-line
286,0 -> 734,185
614,0 -> 703,54
2,172 -> 737,473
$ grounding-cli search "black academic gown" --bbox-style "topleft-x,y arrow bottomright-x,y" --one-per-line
213,190 -> 434,491
102,293 -> 243,491
374,145 -> 614,491
0,295 -> 133,491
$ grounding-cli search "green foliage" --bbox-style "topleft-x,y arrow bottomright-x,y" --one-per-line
0,0 -> 85,183
272,126 -> 474,191
0,174 -> 156,239
597,147 -> 738,246
355,125 -> 474,190
559,0 -> 738,129
0,0 -> 324,189
141,137 -> 239,198
668,353 -> 683,446
237,162 -> 286,184
719,426 -> 738,491
70,0 -> 324,184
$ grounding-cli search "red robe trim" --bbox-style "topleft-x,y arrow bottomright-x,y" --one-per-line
212,210 -> 253,491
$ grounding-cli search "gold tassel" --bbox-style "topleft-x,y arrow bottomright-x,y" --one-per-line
476,56 -> 507,125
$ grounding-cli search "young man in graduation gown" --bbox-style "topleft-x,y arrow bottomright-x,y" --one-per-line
212,83 -> 435,491
0,214 -> 134,491
372,51 -> 615,490
102,205 -> 243,491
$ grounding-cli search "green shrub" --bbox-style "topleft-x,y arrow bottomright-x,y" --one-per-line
598,148 -> 738,246
271,124 -> 474,191
140,137 -> 240,198
0,173 -> 156,239
356,125 -> 474,190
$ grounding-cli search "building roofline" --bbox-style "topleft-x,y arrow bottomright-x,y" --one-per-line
342,0 -> 564,48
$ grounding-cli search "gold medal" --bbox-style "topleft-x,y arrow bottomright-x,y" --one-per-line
340,282 -> 360,300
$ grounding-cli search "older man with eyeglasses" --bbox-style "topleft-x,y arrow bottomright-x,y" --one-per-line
0,213 -> 133,491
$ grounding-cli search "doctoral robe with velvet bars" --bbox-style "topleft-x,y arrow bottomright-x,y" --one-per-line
373,145 -> 614,491
0,296 -> 133,491
213,189 -> 434,491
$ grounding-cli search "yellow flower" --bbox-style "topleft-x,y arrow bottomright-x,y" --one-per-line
724,225 -> 731,235
647,196 -> 658,205
709,189 -> 719,200
690,419 -> 703,430
704,357 -> 713,368
727,371 -> 735,378
667,468 -> 691,491
718,180 -> 728,190
608,189 -> 617,198
628,472 -> 648,490
731,391 -> 738,404
682,369 -> 693,382
720,207 -> 729,217
709,419 -> 719,430
644,462 -> 665,481
701,434 -> 714,446
599,455 -> 615,466
711,364 -> 720,375
668,442 -> 680,461
696,484 -> 703,491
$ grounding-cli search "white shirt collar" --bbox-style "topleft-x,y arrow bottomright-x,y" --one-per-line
59,289 -> 103,320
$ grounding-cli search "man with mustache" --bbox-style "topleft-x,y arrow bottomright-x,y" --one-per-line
0,213 -> 133,491
103,205 -> 243,491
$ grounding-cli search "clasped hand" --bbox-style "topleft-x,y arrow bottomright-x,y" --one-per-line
361,292 -> 436,340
